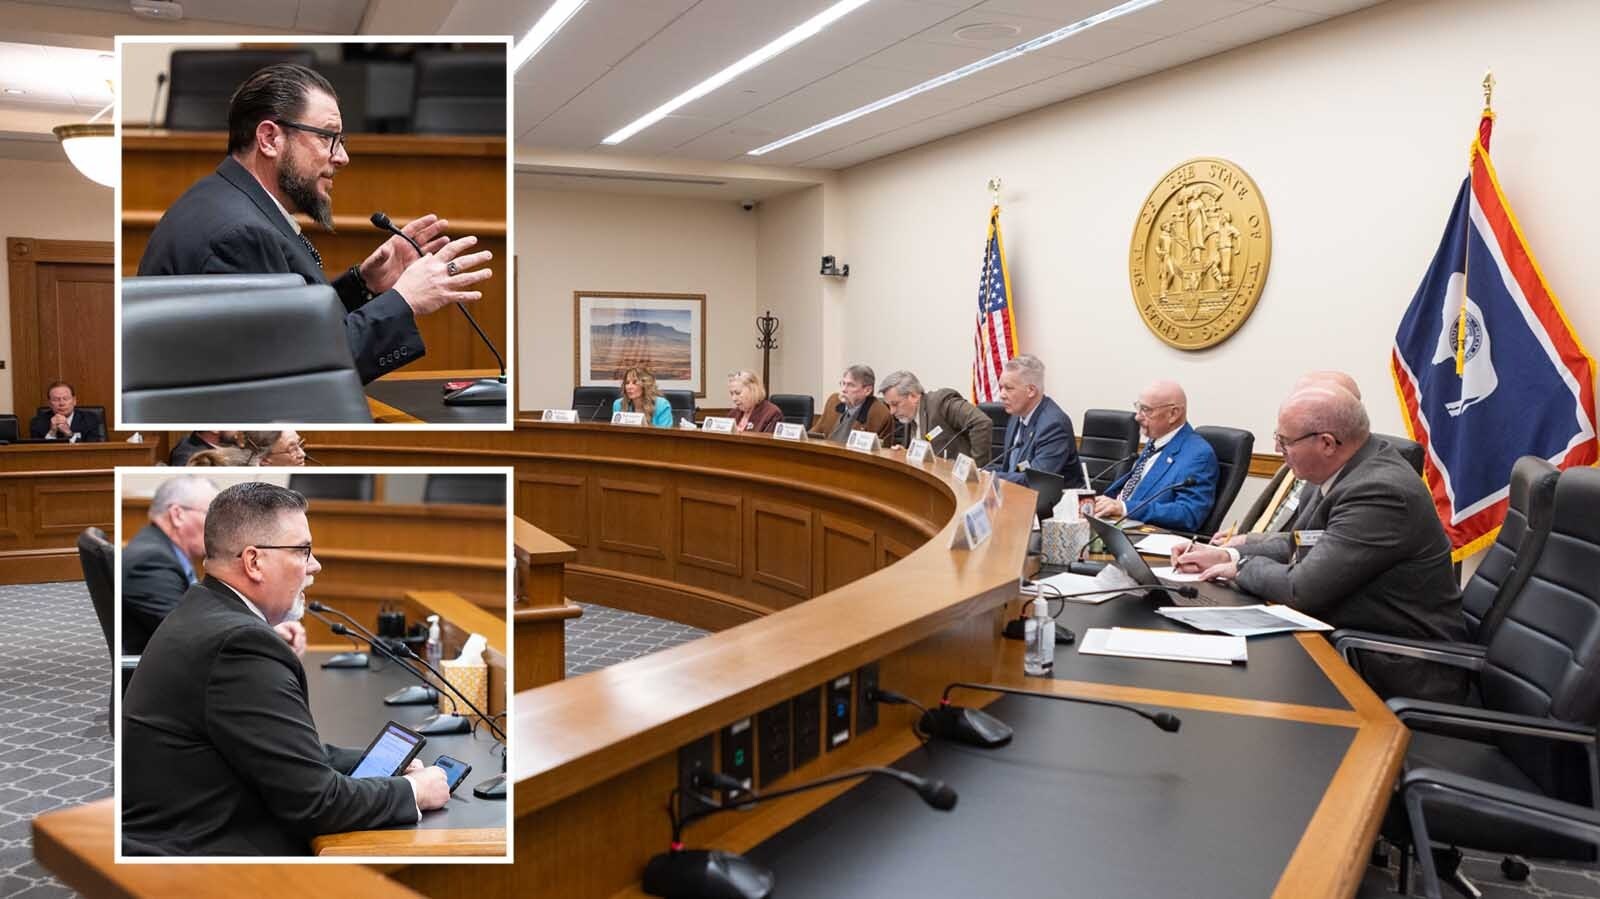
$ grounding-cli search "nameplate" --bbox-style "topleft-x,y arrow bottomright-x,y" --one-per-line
950,452 -> 979,482
542,409 -> 579,423
703,417 -> 736,433
845,430 -> 880,453
983,468 -> 1004,510
906,439 -> 932,464
949,502 -> 994,550
774,422 -> 806,441
611,411 -> 646,426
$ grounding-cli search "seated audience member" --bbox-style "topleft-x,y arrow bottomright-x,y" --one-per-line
245,430 -> 307,466
983,355 -> 1081,487
1171,385 -> 1467,702
878,369 -> 993,466
611,366 -> 674,427
812,365 -> 895,444
727,370 -> 783,434
170,431 -> 238,467
1091,380 -> 1218,532
122,482 -> 450,855
29,381 -> 105,442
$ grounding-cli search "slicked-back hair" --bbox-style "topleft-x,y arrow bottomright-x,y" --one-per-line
1004,354 -> 1045,389
47,379 -> 75,396
204,481 -> 307,561
150,476 -> 217,520
228,63 -> 337,154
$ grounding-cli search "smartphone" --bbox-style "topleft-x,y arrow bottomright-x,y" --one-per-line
434,754 -> 472,793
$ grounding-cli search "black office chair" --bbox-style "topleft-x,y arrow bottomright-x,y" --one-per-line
571,386 -> 620,422
423,474 -> 506,506
1335,467 -> 1600,897
122,273 -> 305,302
288,473 -> 375,501
770,394 -> 815,429
1079,409 -> 1140,492
34,405 -> 108,441
76,527 -> 116,737
1194,425 -> 1255,537
660,390 -> 696,425
1377,432 -> 1425,476
1460,456 -> 1559,643
409,49 -> 506,135
0,414 -> 16,443
121,282 -> 373,423
164,49 -> 316,130
979,403 -> 1009,465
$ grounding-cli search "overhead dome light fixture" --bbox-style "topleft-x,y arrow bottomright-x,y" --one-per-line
54,84 -> 116,188
952,23 -> 1023,42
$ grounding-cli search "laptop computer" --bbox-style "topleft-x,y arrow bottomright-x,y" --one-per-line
1086,515 -> 1251,607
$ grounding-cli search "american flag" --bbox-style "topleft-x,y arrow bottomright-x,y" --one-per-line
972,205 -> 1019,402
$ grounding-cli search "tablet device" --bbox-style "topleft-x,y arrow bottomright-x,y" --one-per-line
349,720 -> 427,778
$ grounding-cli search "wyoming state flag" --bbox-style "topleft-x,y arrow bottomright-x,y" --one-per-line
1392,112 -> 1598,560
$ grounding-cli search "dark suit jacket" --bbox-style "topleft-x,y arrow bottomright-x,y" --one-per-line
1235,437 -> 1468,702
137,156 -> 424,384
168,432 -> 220,467
122,577 -> 416,855
736,400 -> 784,434
893,388 -> 994,467
121,523 -> 194,654
1103,422 -> 1219,532
28,408 -> 105,442
985,395 -> 1082,487
812,393 -> 895,444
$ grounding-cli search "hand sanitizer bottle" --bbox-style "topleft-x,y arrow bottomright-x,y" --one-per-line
1023,592 -> 1054,676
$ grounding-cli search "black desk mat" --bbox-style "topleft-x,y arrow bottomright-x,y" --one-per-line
747,694 -> 1354,899
305,651 -> 506,830
365,378 -> 508,425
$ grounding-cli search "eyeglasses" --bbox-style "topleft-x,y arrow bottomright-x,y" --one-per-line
1133,401 -> 1178,416
273,119 -> 347,154
240,544 -> 313,561
1273,431 -> 1343,452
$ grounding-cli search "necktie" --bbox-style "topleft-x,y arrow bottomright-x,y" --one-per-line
1290,483 -> 1324,531
298,232 -> 323,270
1118,442 -> 1159,502
1009,423 -> 1027,471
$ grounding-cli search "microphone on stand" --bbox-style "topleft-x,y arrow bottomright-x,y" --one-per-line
1113,477 -> 1198,527
149,72 -> 167,131
930,419 -> 979,459
307,609 -> 368,668
874,681 -> 1181,749
370,211 -> 506,406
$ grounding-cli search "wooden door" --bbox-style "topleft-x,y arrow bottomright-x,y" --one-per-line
7,238 -> 119,438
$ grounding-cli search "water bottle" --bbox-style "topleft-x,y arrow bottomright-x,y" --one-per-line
1023,592 -> 1054,676
425,614 -> 442,669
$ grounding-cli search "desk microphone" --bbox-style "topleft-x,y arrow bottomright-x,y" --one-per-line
149,72 -> 167,131
1113,476 -> 1198,526
1015,460 -> 1088,489
1086,450 -> 1141,487
590,399 -> 613,421
930,419 -> 979,459
330,623 -> 467,735
644,765 -> 955,899
874,681 -> 1180,749
307,609 -> 368,668
370,211 -> 506,406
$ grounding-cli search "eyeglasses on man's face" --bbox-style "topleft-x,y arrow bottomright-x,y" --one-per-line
240,543 -> 313,562
274,119 -> 347,154
1132,401 -> 1177,417
1273,431 -> 1343,453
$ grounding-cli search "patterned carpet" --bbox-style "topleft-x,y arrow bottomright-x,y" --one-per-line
564,601 -> 707,677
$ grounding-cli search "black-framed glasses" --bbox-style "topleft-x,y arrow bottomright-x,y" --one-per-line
239,544 -> 313,561
1274,431 -> 1342,452
273,119 -> 347,154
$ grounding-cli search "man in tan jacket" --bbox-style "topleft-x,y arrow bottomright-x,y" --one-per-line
812,364 -> 896,445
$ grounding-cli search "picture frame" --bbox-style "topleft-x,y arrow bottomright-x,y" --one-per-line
573,292 -> 706,397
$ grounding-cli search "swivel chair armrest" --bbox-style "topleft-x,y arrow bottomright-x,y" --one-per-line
1331,629 -> 1486,671
1388,697 -> 1597,746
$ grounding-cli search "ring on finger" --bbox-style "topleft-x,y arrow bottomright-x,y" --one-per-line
446,261 -> 460,276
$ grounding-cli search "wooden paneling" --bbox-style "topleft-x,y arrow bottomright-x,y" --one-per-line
8,238 -> 121,439
749,500 -> 811,600
0,444 -> 158,585
675,489 -> 741,577
520,472 -> 588,547
816,513 -> 876,595
594,479 -> 667,559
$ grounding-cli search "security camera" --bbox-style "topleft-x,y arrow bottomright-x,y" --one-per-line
740,199 -> 756,211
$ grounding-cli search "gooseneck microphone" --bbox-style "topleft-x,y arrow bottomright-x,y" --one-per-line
370,211 -> 507,406
644,765 -> 957,899
1087,450 -> 1141,487
306,608 -> 368,668
1113,476 -> 1198,526
877,681 -> 1181,749
931,419 -> 979,459
149,72 -> 167,131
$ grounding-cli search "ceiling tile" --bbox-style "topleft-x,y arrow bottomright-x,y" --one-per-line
982,60 -> 1143,108
293,0 -> 370,33
1102,34 -> 1227,75
1186,4 -> 1325,46
1270,0 -> 1386,14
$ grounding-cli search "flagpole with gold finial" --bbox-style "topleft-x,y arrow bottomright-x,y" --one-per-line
1456,71 -> 1494,376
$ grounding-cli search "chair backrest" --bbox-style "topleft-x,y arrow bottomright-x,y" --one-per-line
770,394 -> 814,428
660,390 -> 697,424
0,413 -> 16,443
423,474 -> 506,506
123,274 -> 305,302
1079,409 -> 1140,491
572,387 -> 620,421
410,50 -> 506,135
36,405 -> 108,441
1375,432 -> 1425,475
1462,456 -> 1560,642
121,283 -> 372,424
1194,425 -> 1256,536
76,527 -> 116,661
164,49 -> 316,130
978,403 -> 1009,464
288,473 -> 375,501
1481,465 -> 1600,803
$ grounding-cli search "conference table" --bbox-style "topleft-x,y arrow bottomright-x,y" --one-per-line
365,368 -> 510,425
31,422 -> 1403,897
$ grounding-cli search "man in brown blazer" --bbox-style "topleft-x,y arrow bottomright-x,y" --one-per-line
878,370 -> 993,466
812,364 -> 896,444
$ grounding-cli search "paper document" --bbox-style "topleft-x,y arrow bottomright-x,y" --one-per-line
1155,604 -> 1333,637
1028,570 -> 1111,602
1134,533 -> 1192,556
1150,565 -> 1206,583
1080,627 -> 1247,665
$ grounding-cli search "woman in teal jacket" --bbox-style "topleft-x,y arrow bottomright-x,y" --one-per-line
612,366 -> 674,427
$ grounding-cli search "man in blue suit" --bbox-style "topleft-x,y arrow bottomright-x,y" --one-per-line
985,355 -> 1082,488
1092,380 -> 1218,532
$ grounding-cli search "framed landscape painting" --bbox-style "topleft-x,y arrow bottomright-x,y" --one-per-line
573,292 -> 706,397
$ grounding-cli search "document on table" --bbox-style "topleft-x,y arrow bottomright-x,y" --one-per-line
1079,627 -> 1247,665
1133,533 -> 1192,556
1155,604 -> 1333,637
1150,565 -> 1207,583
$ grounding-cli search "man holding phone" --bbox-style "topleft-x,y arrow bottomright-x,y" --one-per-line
122,482 -> 451,855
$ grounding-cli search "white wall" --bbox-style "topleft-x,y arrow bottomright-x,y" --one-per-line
755,186 -> 825,399
834,0 -> 1600,444
0,157 -> 114,413
516,188 -> 760,411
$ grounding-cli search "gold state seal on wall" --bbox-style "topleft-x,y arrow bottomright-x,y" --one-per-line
1129,157 -> 1271,350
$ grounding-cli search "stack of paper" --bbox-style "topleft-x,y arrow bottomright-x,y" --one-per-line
1133,533 -> 1191,556
1079,627 -> 1247,665
1155,604 -> 1333,637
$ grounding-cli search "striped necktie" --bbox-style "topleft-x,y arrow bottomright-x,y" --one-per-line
1118,442 -> 1159,501
298,232 -> 323,269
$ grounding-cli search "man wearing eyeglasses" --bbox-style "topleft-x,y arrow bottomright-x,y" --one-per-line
138,63 -> 493,385
122,482 -> 450,855
1090,380 -> 1217,531
1169,385 -> 1466,702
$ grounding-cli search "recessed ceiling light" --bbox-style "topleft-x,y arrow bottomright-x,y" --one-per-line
953,23 -> 1022,42
512,0 -> 588,73
749,0 -> 1164,157
603,0 -> 876,146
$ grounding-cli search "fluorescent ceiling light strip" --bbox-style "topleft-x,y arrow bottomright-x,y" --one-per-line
603,0 -> 875,146
748,0 -> 1163,156
512,0 -> 589,72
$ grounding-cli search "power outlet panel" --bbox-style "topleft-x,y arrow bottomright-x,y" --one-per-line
855,662 -> 880,735
826,673 -> 852,751
677,733 -> 716,819
792,688 -> 821,769
719,717 -> 754,797
757,701 -> 791,789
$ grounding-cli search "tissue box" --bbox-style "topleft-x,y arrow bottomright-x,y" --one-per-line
438,657 -> 489,723
1040,518 -> 1091,566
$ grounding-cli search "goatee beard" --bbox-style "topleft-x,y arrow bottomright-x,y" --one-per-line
279,163 -> 334,231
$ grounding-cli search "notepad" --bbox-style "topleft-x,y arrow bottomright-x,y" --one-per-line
1080,627 -> 1247,665
1133,533 -> 1192,556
